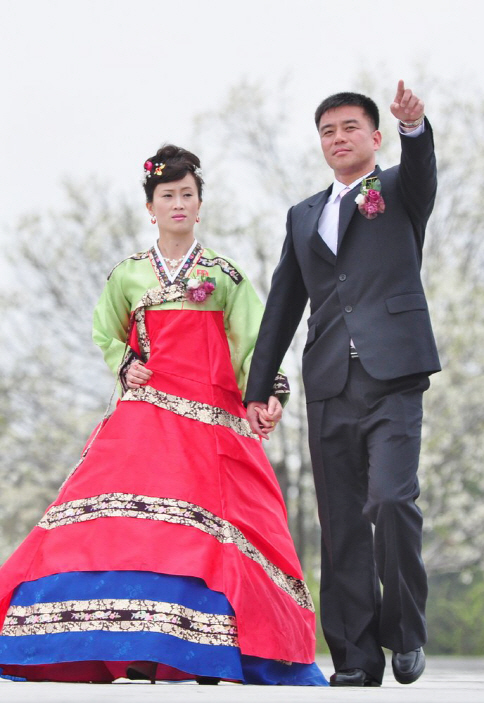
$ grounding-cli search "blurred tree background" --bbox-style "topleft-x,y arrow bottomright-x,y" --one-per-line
1,72 -> 483,654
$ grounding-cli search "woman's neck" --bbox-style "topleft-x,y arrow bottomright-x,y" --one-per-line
157,233 -> 195,261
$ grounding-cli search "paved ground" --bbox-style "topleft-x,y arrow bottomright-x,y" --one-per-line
1,656 -> 483,703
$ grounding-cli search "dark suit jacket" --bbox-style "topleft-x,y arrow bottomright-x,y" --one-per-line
245,120 -> 441,403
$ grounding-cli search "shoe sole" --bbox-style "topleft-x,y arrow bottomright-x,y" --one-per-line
330,680 -> 381,687
392,661 -> 426,684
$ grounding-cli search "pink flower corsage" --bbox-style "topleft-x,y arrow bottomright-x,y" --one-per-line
355,177 -> 385,219
185,276 -> 216,303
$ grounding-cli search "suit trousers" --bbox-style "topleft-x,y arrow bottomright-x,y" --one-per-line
306,358 -> 430,682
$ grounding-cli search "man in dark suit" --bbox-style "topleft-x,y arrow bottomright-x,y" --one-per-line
245,81 -> 440,687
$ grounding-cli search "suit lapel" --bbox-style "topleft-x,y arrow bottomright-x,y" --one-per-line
308,188 -> 336,265
337,186 -> 358,250
337,166 -> 382,250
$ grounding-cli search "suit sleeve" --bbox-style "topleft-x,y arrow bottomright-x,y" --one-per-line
244,207 -> 309,404
223,266 -> 290,405
398,117 -> 437,243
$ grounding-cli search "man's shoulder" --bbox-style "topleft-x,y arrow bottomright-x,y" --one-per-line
378,164 -> 399,182
292,189 -> 328,214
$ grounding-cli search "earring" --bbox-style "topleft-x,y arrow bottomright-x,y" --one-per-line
196,215 -> 200,223
150,214 -> 157,224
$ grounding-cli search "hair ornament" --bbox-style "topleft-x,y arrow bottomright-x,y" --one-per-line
143,160 -> 153,181
154,162 -> 166,176
194,166 -> 203,178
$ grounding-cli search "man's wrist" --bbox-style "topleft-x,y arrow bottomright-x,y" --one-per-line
399,114 -> 425,129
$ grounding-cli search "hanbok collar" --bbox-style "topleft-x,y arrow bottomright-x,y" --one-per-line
153,239 -> 199,283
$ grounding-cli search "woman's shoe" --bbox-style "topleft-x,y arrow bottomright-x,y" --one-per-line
126,661 -> 158,684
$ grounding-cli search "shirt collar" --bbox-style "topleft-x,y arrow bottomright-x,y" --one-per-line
328,171 -> 375,203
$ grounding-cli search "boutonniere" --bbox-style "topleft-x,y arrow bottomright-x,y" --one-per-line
184,276 -> 216,303
354,177 -> 385,219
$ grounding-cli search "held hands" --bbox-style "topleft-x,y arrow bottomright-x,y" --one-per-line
126,361 -> 152,389
246,396 -> 283,440
390,79 -> 425,124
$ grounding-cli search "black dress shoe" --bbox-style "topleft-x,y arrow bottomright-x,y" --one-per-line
392,647 -> 426,684
330,668 -> 381,687
196,676 -> 221,685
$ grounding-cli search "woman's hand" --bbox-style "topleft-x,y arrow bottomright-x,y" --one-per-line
126,361 -> 152,389
246,396 -> 283,439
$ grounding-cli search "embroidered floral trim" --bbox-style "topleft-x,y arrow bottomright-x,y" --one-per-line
123,385 -> 254,438
2,598 -> 238,645
36,494 -> 314,612
107,250 -> 151,280
197,256 -> 243,285
149,244 -> 202,287
272,373 -> 290,396
125,286 -> 187,363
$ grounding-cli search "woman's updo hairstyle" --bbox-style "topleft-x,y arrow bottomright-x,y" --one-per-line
142,144 -> 204,203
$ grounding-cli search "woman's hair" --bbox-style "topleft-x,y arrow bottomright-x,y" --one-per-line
142,144 -> 204,202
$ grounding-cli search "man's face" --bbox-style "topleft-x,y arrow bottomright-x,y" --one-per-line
318,105 -> 382,183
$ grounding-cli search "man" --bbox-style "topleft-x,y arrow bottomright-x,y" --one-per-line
245,81 -> 440,687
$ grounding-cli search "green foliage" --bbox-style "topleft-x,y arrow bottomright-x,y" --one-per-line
305,572 -> 330,654
426,571 -> 484,655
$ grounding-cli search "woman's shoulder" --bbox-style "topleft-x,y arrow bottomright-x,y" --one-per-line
107,248 -> 153,280
198,246 -> 245,286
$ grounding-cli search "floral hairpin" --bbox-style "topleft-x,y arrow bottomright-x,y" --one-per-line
194,166 -> 203,178
143,161 -> 165,179
355,177 -> 385,220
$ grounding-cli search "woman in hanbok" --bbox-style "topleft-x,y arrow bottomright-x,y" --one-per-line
0,145 -> 326,686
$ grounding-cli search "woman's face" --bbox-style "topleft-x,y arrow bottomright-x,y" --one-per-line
147,173 -> 201,236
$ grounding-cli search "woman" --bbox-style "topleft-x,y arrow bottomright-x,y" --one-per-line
0,145 -> 326,686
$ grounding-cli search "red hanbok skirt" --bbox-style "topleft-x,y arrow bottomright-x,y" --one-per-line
0,310 -> 325,685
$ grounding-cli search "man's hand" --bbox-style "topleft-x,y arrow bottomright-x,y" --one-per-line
246,396 -> 283,439
390,79 -> 425,123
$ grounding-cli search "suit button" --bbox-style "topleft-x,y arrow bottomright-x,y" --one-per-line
339,274 -> 347,281
344,305 -> 353,313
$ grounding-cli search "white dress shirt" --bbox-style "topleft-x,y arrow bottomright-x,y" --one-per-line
318,122 -> 425,254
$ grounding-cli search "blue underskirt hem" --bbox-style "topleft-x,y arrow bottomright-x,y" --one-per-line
0,571 -> 327,686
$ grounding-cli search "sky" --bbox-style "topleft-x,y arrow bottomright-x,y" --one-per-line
0,0 -> 480,231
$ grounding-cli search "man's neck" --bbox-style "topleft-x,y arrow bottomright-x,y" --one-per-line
335,164 -> 376,186
334,169 -> 376,190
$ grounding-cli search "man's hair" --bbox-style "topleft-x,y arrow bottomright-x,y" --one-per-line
314,92 -> 380,131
